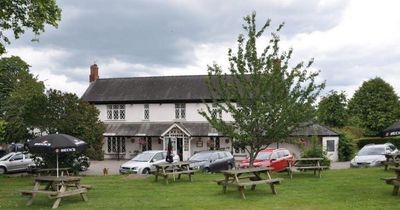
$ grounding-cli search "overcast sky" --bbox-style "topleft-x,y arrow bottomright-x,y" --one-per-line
3,0 -> 400,98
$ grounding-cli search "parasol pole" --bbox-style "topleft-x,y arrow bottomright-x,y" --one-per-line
56,149 -> 59,177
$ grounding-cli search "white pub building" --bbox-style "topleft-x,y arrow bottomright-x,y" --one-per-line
81,64 -> 340,161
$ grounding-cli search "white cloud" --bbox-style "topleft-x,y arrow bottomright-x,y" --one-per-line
3,0 -> 400,99
4,47 -> 89,95
285,0 -> 400,97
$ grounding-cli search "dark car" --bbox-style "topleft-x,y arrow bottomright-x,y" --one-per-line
189,151 -> 235,172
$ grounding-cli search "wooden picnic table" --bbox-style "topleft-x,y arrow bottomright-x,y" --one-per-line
286,158 -> 329,179
382,167 -> 400,196
153,161 -> 197,184
383,153 -> 400,171
216,167 -> 282,199
20,176 -> 90,209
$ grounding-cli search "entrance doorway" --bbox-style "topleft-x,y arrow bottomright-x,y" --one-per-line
209,137 -> 220,150
162,125 -> 191,161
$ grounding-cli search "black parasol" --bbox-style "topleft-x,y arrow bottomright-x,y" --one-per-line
28,134 -> 88,177
165,138 -> 174,163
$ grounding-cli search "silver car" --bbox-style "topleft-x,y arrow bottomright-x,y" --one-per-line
350,143 -> 398,168
0,152 -> 34,174
119,150 -> 178,174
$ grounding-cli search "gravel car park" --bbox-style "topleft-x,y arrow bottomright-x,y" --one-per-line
350,143 -> 398,168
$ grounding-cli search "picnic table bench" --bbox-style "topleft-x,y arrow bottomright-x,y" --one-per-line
153,161 -> 197,184
382,167 -> 400,195
383,153 -> 400,171
20,176 -> 90,209
217,167 -> 282,199
286,158 -> 329,179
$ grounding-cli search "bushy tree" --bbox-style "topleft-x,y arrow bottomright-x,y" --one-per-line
0,56 -> 46,143
199,12 -> 324,167
42,90 -> 105,160
317,91 -> 347,127
0,0 -> 61,54
348,77 -> 400,136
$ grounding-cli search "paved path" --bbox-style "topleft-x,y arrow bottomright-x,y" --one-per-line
82,160 -> 126,176
331,161 -> 350,170
82,160 -> 351,176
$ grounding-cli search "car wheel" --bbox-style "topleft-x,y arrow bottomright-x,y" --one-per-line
204,167 -> 210,173
142,168 -> 150,175
80,163 -> 89,171
227,164 -> 233,170
0,167 -> 6,175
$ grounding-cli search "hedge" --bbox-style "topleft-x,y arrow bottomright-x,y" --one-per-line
356,136 -> 400,149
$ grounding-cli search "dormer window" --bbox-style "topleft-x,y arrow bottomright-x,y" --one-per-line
175,103 -> 185,119
107,104 -> 125,120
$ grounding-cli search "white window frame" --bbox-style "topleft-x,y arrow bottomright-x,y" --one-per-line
211,104 -> 222,119
106,104 -> 126,120
107,136 -> 126,153
175,103 -> 186,119
144,104 -> 150,120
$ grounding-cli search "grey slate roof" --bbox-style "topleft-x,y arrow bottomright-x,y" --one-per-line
104,122 -> 223,136
104,122 -> 337,137
81,75 -> 214,103
291,123 -> 338,136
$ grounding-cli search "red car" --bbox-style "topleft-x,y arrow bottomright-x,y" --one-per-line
239,148 -> 294,172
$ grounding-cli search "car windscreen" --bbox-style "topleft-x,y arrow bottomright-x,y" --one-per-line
358,147 -> 385,156
0,153 -> 13,161
131,153 -> 154,162
190,153 -> 211,161
255,152 -> 272,160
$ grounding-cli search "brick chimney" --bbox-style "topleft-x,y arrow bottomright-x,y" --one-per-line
89,64 -> 99,82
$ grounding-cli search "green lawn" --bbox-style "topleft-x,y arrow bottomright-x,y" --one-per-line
1,168 -> 399,210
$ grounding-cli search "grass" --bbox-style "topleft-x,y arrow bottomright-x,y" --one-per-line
1,167 -> 400,210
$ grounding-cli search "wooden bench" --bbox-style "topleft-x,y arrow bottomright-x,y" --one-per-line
155,169 -> 197,184
383,160 -> 400,171
20,190 -> 59,196
52,188 -> 88,199
287,166 -> 328,179
382,177 -> 400,195
223,178 -> 282,199
66,184 -> 93,190
214,175 -> 258,185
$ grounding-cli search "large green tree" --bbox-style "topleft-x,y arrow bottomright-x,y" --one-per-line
0,0 -> 62,54
317,91 -> 348,127
42,90 -> 105,160
348,77 -> 400,136
0,56 -> 46,143
199,12 -> 324,167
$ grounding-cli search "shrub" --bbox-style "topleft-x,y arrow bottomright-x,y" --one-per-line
338,134 -> 355,161
356,136 -> 400,149
332,127 -> 356,161
85,146 -> 104,160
